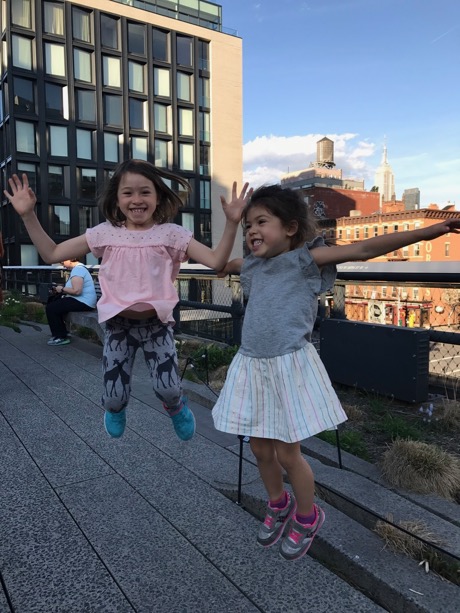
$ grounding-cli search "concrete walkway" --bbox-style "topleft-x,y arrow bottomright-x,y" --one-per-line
0,323 -> 458,612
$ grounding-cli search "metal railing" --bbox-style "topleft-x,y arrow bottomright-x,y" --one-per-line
3,263 -> 460,395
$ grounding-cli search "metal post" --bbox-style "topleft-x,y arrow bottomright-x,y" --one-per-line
335,429 -> 343,469
236,435 -> 244,506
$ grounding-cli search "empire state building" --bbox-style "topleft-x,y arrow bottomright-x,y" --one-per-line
374,144 -> 395,204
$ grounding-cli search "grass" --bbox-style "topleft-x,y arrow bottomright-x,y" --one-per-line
375,515 -> 460,585
316,429 -> 370,460
0,292 -> 47,331
381,439 -> 460,500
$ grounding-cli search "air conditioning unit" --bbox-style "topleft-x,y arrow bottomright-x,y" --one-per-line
319,319 -> 430,403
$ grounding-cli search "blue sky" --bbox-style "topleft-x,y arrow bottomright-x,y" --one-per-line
221,0 -> 460,207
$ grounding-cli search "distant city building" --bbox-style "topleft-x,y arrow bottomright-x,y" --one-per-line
0,0 -> 243,266
402,188 -> 421,210
374,143 -> 395,203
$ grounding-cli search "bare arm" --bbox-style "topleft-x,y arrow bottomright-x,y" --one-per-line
186,182 -> 251,270
56,275 -> 84,296
4,174 -> 90,263
311,220 -> 460,267
216,258 -> 244,277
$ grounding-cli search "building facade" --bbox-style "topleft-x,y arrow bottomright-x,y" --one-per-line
0,0 -> 243,265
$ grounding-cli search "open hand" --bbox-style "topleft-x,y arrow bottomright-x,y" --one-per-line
3,174 -> 37,216
220,181 -> 252,224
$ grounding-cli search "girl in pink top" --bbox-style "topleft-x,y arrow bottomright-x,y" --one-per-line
5,160 -> 251,441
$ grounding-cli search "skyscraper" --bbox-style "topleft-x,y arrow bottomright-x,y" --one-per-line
374,143 -> 395,205
402,187 -> 421,210
0,0 -> 242,265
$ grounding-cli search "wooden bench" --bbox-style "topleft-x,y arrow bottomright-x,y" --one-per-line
66,280 -> 104,343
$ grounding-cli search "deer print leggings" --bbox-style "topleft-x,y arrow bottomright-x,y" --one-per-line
102,315 -> 182,414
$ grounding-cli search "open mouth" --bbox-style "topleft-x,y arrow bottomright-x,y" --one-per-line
252,239 -> 263,247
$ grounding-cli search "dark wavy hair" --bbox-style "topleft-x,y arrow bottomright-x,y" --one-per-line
242,184 -> 319,248
99,160 -> 191,226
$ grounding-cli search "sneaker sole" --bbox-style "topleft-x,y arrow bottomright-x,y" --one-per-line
257,499 -> 297,548
279,509 -> 325,561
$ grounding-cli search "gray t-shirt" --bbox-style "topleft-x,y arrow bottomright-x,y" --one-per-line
239,237 -> 336,358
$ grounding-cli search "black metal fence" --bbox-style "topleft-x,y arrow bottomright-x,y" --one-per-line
3,263 -> 460,399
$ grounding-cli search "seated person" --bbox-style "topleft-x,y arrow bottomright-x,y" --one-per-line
47,259 -> 97,346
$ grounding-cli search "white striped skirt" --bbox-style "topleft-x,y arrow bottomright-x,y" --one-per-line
212,343 -> 348,443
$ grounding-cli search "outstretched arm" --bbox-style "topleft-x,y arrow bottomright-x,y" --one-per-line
312,220 -> 460,267
4,174 -> 90,263
186,182 -> 251,270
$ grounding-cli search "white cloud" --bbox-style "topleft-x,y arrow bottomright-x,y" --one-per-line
243,133 -> 377,189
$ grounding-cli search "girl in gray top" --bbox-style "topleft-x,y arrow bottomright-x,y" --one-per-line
213,184 -> 460,561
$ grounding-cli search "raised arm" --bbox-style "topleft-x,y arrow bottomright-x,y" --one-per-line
312,219 -> 460,267
186,182 -> 251,270
4,174 -> 90,263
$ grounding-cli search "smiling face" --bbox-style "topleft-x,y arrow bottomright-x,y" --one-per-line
116,172 -> 158,230
245,206 -> 298,258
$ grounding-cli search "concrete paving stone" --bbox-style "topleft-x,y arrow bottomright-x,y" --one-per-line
57,464 -> 382,612
56,474 -> 261,613
0,482 -> 133,613
0,360 -> 114,488
0,582 -> 11,613
307,457 -> 460,560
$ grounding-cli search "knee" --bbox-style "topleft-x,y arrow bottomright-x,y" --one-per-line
250,439 -> 276,463
275,445 -> 303,471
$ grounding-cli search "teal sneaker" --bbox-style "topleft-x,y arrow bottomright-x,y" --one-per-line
104,409 -> 126,438
166,399 -> 195,441
47,337 -> 70,346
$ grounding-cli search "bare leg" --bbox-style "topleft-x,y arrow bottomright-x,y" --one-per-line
250,437 -> 284,501
274,440 -> 315,515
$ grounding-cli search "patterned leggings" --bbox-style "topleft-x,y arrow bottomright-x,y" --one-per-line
102,315 -> 182,414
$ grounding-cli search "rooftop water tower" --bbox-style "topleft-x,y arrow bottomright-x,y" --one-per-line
316,137 -> 335,168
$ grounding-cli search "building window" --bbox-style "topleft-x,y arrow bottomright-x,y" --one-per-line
154,139 -> 168,167
13,77 -> 34,112
49,125 -> 68,156
198,40 -> 209,71
12,0 -> 32,28
177,36 -> 192,66
152,28 -> 169,61
104,94 -> 122,127
199,111 -> 210,141
128,61 -> 144,93
383,225 -> 388,234
72,7 -> 91,43
403,223 -> 409,231
45,82 -> 65,118
445,242 -> 450,257
79,205 -> 98,233
74,49 -> 92,82
43,2 -> 64,35
101,14 -> 118,49
154,103 -> 169,133
78,168 -> 97,199
132,137 -> 148,160
103,133 -> 119,163
48,165 -> 64,197
179,108 -> 194,136
53,205 -> 70,235
364,226 -> 369,239
393,224 -> 399,232
338,228 -> 343,240
16,121 -> 35,153
76,89 -> 95,122
129,99 -> 146,130
44,42 -> 66,77
18,162 -> 37,193
198,77 -> 210,107
200,180 -> 210,209
177,73 -> 191,102
21,245 -> 38,266
354,228 -> 360,240
179,143 -> 194,171
402,246 -> 409,257
76,129 -> 92,159
381,286 -> 387,297
373,225 -> 378,237
154,67 -> 170,97
199,145 -> 209,175
182,212 -> 194,233
103,56 -> 121,88
12,35 -> 33,70
346,228 -> 351,239
200,213 -> 212,246
413,243 -> 420,256
128,22 -> 145,55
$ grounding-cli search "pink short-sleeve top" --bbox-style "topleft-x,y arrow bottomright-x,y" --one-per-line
86,222 -> 192,324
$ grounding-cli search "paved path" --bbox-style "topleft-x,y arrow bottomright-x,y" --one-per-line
0,323 -> 382,613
